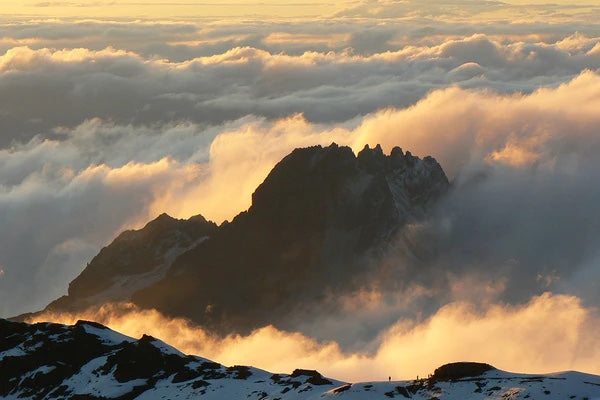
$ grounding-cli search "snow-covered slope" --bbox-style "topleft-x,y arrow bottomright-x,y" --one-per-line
2,319 -> 599,400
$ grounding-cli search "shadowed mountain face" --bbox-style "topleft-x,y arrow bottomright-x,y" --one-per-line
38,143 -> 449,336
45,214 -> 218,313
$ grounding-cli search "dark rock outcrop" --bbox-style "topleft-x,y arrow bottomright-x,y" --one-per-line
432,362 -> 496,381
0,319 -> 115,399
0,318 -> 336,400
291,369 -> 333,385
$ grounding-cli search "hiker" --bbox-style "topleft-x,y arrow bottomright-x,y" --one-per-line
388,376 -> 391,382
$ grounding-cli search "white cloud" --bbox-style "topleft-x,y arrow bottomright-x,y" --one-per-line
0,32 -> 598,149
1,13 -> 599,351
2,70 -> 600,319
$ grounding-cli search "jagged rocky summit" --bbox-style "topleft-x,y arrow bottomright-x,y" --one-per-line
31,143 -> 449,334
2,318 -> 599,400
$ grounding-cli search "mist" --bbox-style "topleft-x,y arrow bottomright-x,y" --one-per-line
28,293 -> 600,382
8,73 -> 600,376
2,70 -> 600,325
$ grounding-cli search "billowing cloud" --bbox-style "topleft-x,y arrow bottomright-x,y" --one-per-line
0,154 -> 202,316
0,31 -> 599,146
352,69 -> 600,177
28,292 -> 600,382
1,9 -> 599,381
3,70 -> 600,328
0,114 -> 350,316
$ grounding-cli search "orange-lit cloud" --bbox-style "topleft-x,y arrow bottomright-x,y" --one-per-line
486,142 -> 541,167
3,68 -> 600,317
351,70 -> 600,177
2,9 -> 599,379
29,292 -> 600,382
154,114 -> 352,223
0,46 -> 135,73
4,1 -> 341,19
4,0 -> 597,21
376,293 -> 600,379
156,69 -> 600,223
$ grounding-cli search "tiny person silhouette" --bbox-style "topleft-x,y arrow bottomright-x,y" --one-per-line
388,376 -> 391,382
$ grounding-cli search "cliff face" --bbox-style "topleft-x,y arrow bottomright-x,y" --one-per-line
39,143 -> 449,335
132,143 -> 449,334
46,213 -> 218,313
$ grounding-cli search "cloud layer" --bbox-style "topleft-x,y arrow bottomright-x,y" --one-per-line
3,69 -> 600,321
1,29 -> 599,145
5,0 -> 600,21
1,9 -> 600,379
29,292 -> 600,382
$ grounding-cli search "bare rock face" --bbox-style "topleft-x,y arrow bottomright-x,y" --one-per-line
131,143 -> 449,334
44,213 -> 218,313
432,362 -> 496,381
32,143 -> 449,336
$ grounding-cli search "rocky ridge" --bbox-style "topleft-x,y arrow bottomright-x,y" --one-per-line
29,143 -> 449,335
2,318 -> 598,400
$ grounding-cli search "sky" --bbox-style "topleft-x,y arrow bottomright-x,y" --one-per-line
1,0 -> 600,381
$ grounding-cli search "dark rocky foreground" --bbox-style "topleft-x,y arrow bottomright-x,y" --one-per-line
0,318 -> 340,400
2,318 -> 598,400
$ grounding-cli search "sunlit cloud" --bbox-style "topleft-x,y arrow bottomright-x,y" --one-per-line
1,7 -> 599,378
4,1 -> 342,19
0,32 -> 598,151
2,68 -> 600,317
6,0 -> 600,22
29,292 -> 600,382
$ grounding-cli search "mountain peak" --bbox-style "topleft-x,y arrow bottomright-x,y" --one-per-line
130,143 -> 450,334
251,142 -> 447,220
37,143 -> 449,337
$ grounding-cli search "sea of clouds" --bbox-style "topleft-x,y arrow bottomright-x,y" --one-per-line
2,1 -> 600,379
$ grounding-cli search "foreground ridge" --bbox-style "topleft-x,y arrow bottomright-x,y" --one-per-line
2,318 -> 599,400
